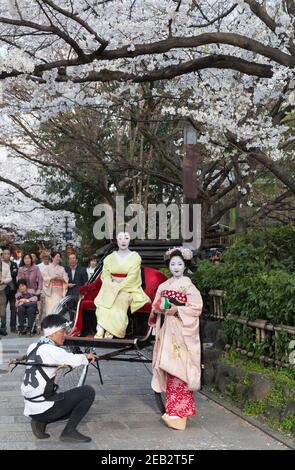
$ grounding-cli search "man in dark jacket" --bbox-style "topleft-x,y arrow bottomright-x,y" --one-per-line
65,254 -> 88,321
2,247 -> 18,333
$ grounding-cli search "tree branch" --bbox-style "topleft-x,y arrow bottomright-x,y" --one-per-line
65,55 -> 273,84
226,130 -> 295,195
244,0 -> 277,33
0,30 -> 291,81
0,15 -> 84,56
190,3 -> 238,28
0,175 -> 64,211
41,0 -> 108,49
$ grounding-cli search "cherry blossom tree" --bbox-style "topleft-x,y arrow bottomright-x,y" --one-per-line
0,147 -> 75,239
1,0 -> 295,241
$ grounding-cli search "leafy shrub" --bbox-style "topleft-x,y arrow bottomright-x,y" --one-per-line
193,227 -> 295,326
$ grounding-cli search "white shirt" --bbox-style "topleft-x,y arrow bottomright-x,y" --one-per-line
87,267 -> 95,280
21,342 -> 88,416
71,268 -> 76,281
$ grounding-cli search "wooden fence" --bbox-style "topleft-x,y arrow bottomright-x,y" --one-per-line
208,289 -> 295,368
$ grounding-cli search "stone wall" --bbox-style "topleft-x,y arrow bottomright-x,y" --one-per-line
202,318 -> 295,435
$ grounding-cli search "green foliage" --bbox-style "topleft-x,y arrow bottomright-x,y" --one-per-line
280,416 -> 295,433
21,230 -> 56,254
158,267 -> 170,277
235,225 -> 295,272
193,226 -> 295,327
39,168 -> 104,257
193,227 -> 295,360
243,401 -> 267,416
277,330 -> 294,363
222,351 -> 295,385
218,352 -> 295,436
266,385 -> 287,408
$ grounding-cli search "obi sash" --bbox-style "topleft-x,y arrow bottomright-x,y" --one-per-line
50,281 -> 63,287
111,273 -> 127,278
161,289 -> 187,306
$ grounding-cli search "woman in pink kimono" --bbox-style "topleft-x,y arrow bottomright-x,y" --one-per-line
148,247 -> 203,431
43,251 -> 69,316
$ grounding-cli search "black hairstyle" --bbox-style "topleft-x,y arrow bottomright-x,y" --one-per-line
51,249 -> 62,259
3,246 -> 11,254
41,314 -> 68,331
164,249 -> 191,268
16,278 -> 28,289
20,253 -> 33,267
89,254 -> 98,262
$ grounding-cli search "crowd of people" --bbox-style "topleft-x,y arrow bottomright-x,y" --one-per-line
0,246 -> 98,335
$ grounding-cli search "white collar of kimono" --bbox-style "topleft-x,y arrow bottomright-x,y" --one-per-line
115,251 -> 133,263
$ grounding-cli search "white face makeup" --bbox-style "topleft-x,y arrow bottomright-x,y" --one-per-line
116,232 -> 131,251
169,256 -> 185,278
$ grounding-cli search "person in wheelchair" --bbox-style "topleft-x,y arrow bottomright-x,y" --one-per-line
16,279 -> 38,335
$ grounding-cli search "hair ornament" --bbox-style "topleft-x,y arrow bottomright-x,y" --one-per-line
164,246 -> 193,261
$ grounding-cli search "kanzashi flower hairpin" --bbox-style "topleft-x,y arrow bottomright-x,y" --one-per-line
164,246 -> 193,260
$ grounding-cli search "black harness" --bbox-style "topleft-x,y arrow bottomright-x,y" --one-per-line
23,343 -> 64,403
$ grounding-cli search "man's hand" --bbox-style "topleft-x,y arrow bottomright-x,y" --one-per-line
85,353 -> 97,363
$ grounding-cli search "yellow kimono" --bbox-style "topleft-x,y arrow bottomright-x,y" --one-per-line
94,251 -> 150,338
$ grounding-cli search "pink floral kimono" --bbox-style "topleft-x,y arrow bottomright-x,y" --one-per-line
43,264 -> 69,316
149,276 -> 203,418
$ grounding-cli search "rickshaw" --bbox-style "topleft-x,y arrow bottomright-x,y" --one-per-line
54,242 -> 170,413
9,241 -> 199,414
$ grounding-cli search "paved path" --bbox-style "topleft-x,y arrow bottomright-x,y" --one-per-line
0,336 -> 290,450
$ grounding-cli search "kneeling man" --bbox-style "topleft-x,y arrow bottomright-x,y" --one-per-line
21,314 -> 96,443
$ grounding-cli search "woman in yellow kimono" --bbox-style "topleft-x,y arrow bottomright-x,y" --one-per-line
94,232 -> 150,339
148,247 -> 203,431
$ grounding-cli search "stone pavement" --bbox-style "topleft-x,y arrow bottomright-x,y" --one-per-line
0,335 -> 290,450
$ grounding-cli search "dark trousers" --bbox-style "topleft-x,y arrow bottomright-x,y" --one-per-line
0,290 -> 7,330
6,295 -> 17,331
30,386 -> 95,432
17,304 -> 37,330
